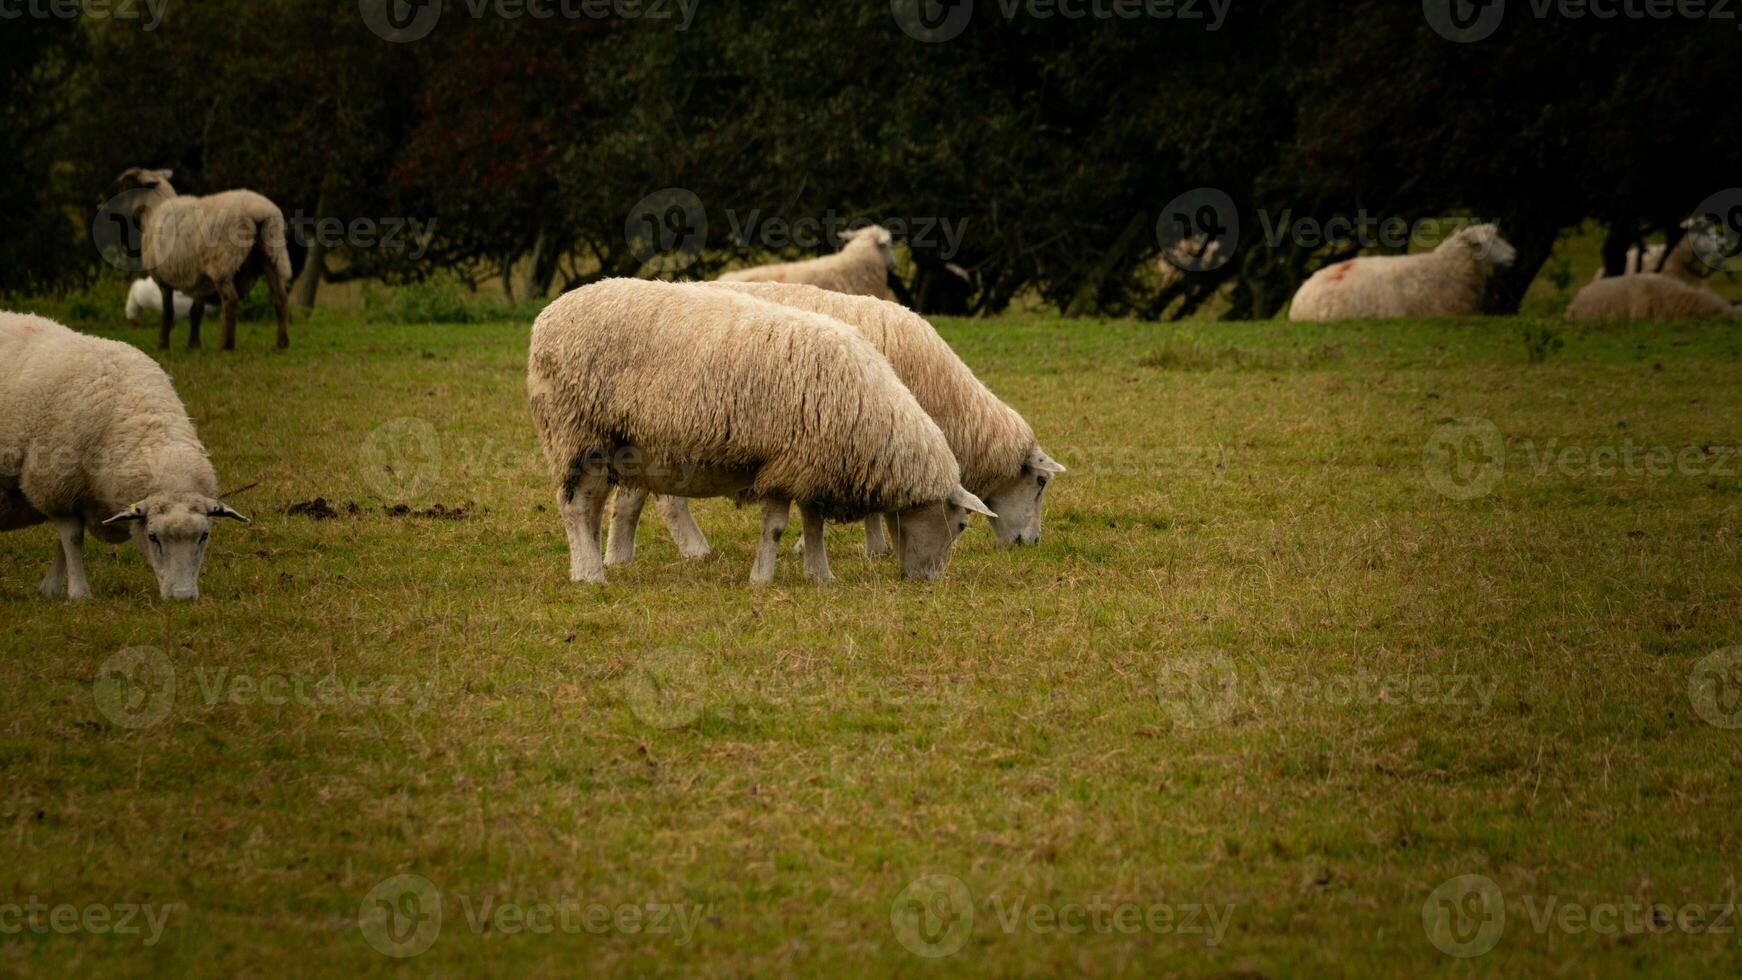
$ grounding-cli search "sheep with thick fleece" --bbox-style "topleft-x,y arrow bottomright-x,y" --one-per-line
108,168 -> 292,350
125,278 -> 197,327
608,282 -> 1066,565
717,225 -> 896,300
0,312 -> 249,600
1564,273 -> 1739,321
1288,224 -> 1517,321
527,278 -> 994,585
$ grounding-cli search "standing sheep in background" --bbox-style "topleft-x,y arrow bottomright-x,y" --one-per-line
527,279 -> 995,586
1564,273 -> 1739,321
607,282 -> 1065,566
0,313 -> 249,601
1288,224 -> 1517,321
717,225 -> 896,300
108,168 -> 293,351
124,277 -> 198,327
1591,220 -> 1722,287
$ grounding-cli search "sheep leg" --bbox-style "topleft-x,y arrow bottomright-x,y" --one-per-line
656,495 -> 711,558
864,513 -> 892,557
800,504 -> 834,584
749,498 -> 790,586
38,539 -> 67,598
53,519 -> 90,601
218,280 -> 240,351
264,258 -> 290,349
157,283 -> 175,350
605,486 -> 649,566
559,480 -> 610,585
186,299 -> 205,349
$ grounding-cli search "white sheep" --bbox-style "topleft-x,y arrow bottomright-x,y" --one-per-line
526,278 -> 994,586
1564,273 -> 1739,321
1288,224 -> 1517,321
125,278 -> 197,327
718,225 -> 896,300
0,312 -> 250,601
1590,221 -> 1720,287
108,168 -> 293,350
606,282 -> 1065,566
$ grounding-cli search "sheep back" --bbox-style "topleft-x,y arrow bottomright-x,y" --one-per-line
1565,273 -> 1739,321
707,281 -> 1036,496
144,190 -> 292,297
0,313 -> 218,523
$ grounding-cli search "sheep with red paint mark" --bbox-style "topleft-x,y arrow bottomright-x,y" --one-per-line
1287,224 -> 1517,321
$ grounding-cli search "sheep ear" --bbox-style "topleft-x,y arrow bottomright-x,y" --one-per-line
1026,447 -> 1067,475
154,169 -> 173,182
208,503 -> 251,523
948,486 -> 996,519
102,503 -> 148,526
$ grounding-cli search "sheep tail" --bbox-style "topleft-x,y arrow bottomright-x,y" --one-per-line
257,213 -> 293,282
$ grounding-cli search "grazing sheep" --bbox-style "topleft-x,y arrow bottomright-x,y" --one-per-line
0,312 -> 250,601
608,282 -> 1065,566
107,168 -> 292,350
526,278 -> 994,586
718,225 -> 896,300
1288,224 -> 1517,321
124,278 -> 197,327
1564,273 -> 1739,321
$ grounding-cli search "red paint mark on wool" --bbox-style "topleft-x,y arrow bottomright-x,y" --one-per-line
1325,261 -> 1355,284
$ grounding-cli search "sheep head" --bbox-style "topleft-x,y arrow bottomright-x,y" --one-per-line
1444,223 -> 1516,272
887,486 -> 996,581
102,493 -> 248,600
107,168 -> 177,215
841,225 -> 896,270
982,445 -> 1067,548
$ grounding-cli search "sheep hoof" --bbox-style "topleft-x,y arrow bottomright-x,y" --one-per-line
865,542 -> 890,558
569,570 -> 606,586
38,579 -> 63,599
66,587 -> 92,602
805,570 -> 836,585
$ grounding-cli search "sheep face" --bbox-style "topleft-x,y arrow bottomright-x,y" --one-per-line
844,225 -> 896,270
983,446 -> 1067,548
107,169 -> 176,216
1451,224 -> 1516,271
889,486 -> 996,581
102,493 -> 248,600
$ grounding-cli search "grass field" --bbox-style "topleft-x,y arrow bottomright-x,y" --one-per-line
3,303 -> 1741,976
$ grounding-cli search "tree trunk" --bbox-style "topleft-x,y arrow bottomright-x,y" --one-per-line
1065,212 -> 1148,318
290,186 -> 330,310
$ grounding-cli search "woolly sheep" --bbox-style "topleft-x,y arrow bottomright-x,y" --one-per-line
125,277 -> 198,327
108,168 -> 293,350
1288,224 -> 1517,321
607,282 -> 1066,567
717,225 -> 896,300
1564,273 -> 1739,321
0,312 -> 250,601
526,278 -> 995,586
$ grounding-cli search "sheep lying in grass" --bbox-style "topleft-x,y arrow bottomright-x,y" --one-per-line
0,312 -> 249,601
718,225 -> 896,300
1288,224 -> 1517,321
1564,273 -> 1738,321
527,278 -> 995,585
606,282 -> 1065,566
108,168 -> 292,351
125,278 -> 198,327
